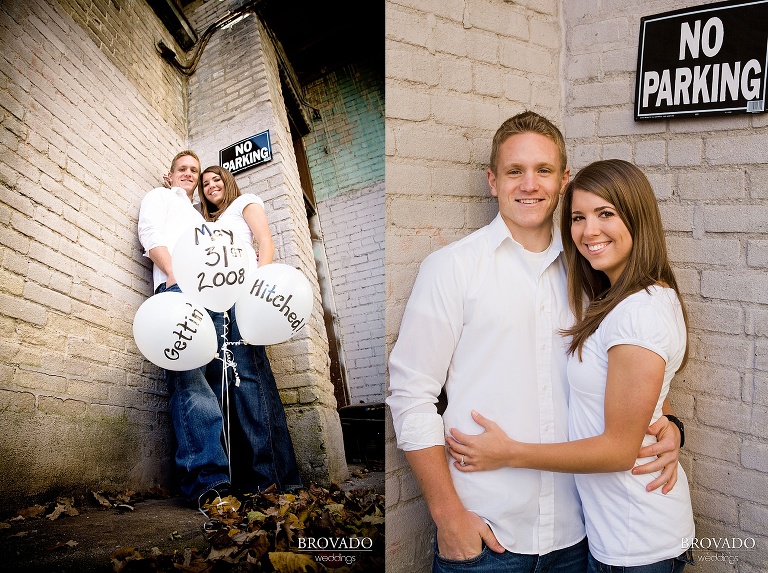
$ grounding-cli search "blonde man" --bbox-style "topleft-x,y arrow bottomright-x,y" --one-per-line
138,151 -> 231,508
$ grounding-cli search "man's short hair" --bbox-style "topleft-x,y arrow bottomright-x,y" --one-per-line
489,111 -> 567,174
170,150 -> 200,173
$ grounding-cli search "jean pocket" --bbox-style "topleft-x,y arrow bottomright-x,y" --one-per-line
674,548 -> 695,566
434,544 -> 490,568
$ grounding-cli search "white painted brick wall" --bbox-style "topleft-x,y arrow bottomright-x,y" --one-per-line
317,182 -> 385,403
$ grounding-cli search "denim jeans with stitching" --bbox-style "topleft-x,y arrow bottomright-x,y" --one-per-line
158,283 -> 230,502
433,536 -> 588,573
587,549 -> 695,573
206,306 -> 303,493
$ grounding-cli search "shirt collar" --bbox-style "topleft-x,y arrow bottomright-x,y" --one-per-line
171,186 -> 200,206
486,212 -> 564,258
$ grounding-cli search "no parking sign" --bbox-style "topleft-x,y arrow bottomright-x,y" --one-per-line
219,130 -> 272,174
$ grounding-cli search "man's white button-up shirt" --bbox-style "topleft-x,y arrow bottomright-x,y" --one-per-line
137,186 -> 205,291
387,213 -> 585,554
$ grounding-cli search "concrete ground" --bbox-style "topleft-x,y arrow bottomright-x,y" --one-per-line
0,465 -> 383,573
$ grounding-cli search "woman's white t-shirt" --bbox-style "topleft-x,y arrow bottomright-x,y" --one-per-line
567,286 -> 695,566
215,194 -> 264,273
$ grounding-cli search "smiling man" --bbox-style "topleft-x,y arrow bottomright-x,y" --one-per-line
138,151 -> 232,509
386,111 -> 682,573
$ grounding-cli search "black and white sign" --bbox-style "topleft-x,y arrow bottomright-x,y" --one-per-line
219,130 -> 272,174
635,0 -> 768,120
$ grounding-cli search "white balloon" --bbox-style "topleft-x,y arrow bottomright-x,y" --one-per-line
133,291 -> 218,371
234,263 -> 313,345
172,222 -> 250,312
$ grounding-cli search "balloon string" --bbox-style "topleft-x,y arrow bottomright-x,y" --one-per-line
220,361 -> 232,484
216,311 -> 249,485
219,311 -> 241,387
218,311 -> 237,484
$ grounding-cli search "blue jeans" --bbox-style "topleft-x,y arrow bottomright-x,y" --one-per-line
158,283 -> 230,502
206,306 -> 302,493
433,536 -> 588,573
587,550 -> 694,573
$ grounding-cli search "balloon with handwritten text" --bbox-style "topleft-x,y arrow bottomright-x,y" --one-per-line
133,291 -> 218,371
234,263 -> 313,345
172,223 -> 250,312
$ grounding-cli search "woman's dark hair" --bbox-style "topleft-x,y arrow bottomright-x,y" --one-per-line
200,165 -> 241,222
560,159 -> 688,369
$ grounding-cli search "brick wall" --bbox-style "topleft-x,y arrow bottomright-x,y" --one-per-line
183,3 -> 348,486
384,1 -> 563,570
55,0 -> 186,135
0,0 -> 188,505
304,62 -> 385,202
564,1 -> 768,570
316,180 -> 385,403
304,61 -> 386,404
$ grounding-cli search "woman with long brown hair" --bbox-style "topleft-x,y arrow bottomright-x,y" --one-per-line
198,165 -> 302,501
446,160 -> 695,572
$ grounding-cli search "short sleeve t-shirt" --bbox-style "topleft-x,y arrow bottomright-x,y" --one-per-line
566,286 -> 695,566
215,194 -> 265,273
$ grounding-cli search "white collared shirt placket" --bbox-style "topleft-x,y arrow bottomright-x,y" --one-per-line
533,251 -> 558,552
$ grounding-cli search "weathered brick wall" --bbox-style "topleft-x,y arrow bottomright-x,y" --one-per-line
384,1 -> 563,570
183,3 -> 347,485
304,62 -> 385,202
0,0 -> 188,506
55,0 -> 187,135
304,62 -> 386,404
564,1 -> 768,570
316,180 -> 385,403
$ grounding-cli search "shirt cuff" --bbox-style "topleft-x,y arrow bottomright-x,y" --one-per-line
397,412 -> 445,451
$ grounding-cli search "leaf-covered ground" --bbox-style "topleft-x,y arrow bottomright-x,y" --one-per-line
1,482 -> 384,573
112,483 -> 384,572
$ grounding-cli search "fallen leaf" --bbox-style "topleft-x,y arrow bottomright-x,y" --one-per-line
47,498 -> 79,520
206,544 -> 238,560
46,504 -> 64,521
268,551 -> 320,572
247,510 -> 267,523
92,491 -> 112,508
112,547 -> 141,559
230,530 -> 250,544
65,505 -> 79,517
361,515 -> 384,524
111,547 -> 143,573
16,504 -> 46,519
